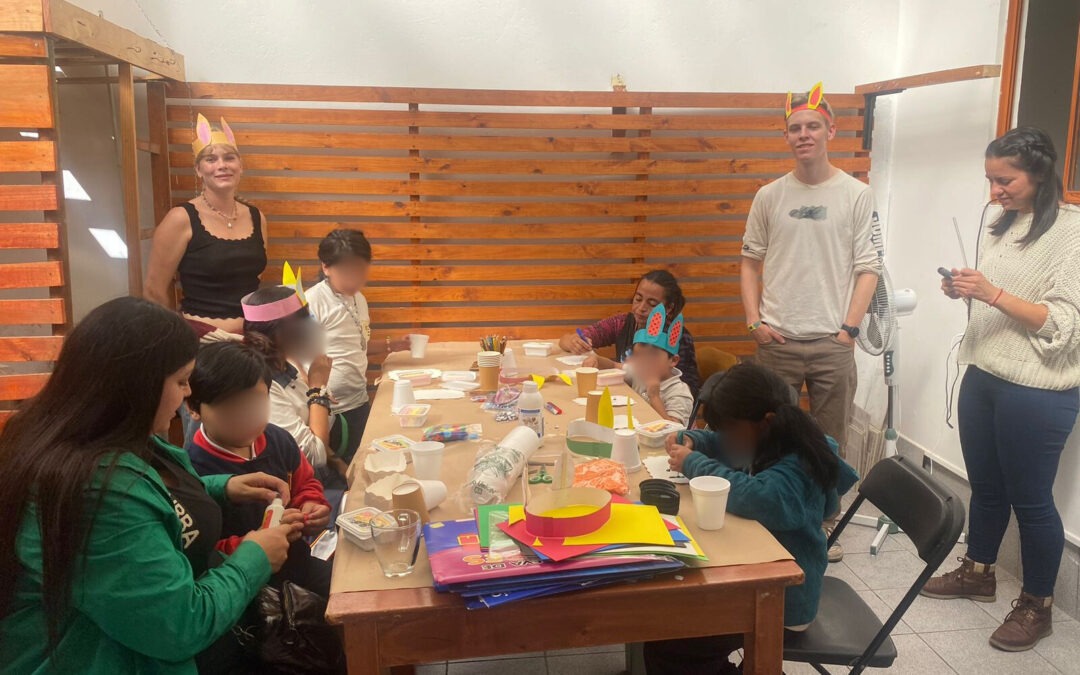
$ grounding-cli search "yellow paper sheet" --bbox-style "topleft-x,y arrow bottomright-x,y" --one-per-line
508,503 -> 674,547
598,387 -> 614,428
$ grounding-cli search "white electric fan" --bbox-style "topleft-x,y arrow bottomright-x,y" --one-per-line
846,218 -> 918,553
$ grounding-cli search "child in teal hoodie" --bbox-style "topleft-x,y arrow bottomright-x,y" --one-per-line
645,362 -> 858,675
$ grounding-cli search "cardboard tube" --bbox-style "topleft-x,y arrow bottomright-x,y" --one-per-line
585,390 -> 603,424
392,481 -> 431,524
478,364 -> 500,392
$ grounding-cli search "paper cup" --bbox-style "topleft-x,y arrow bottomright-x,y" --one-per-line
409,334 -> 429,358
611,428 -> 641,472
689,475 -> 731,530
391,379 -> 415,413
585,390 -> 603,424
410,441 -> 445,480
391,483 -> 430,524
575,367 -> 599,397
479,364 -> 500,392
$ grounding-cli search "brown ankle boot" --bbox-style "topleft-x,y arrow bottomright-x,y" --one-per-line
920,556 -> 996,602
989,591 -> 1053,651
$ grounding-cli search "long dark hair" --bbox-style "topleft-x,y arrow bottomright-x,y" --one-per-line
0,297 -> 197,649
703,363 -> 838,491
640,269 -> 686,320
243,286 -> 310,372
985,127 -> 1063,246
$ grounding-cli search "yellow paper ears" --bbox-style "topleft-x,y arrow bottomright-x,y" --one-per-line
784,81 -> 832,124
192,113 -> 238,156
282,261 -> 308,306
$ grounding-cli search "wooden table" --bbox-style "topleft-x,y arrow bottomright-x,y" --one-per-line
327,342 -> 803,674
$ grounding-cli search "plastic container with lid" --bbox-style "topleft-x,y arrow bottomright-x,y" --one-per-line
336,507 -> 384,551
636,419 -> 686,448
522,341 -> 554,357
395,403 -> 431,428
372,434 -> 417,460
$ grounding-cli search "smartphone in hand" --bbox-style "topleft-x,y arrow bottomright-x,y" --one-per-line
937,267 -> 954,280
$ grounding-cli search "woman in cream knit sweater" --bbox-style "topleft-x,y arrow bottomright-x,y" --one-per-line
921,127 -> 1080,653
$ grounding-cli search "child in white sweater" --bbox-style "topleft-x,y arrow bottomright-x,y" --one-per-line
625,304 -> 693,425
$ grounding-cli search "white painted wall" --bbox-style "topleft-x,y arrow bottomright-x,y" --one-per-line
69,0 -> 900,91
62,0 -> 1080,538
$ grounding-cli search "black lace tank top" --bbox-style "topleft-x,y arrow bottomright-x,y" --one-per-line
177,202 -> 267,320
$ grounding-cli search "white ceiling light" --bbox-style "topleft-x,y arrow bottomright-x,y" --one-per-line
88,228 -> 128,259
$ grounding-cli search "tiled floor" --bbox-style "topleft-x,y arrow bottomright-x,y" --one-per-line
414,524 -> 1080,674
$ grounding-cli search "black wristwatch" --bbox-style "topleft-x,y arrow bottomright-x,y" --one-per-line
840,324 -> 860,339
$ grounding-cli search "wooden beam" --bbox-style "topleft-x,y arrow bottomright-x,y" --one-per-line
997,0 -> 1024,136
0,32 -> 46,57
116,62 -> 141,296
855,65 -> 1002,95
0,0 -> 44,32
43,0 -> 184,80
146,81 -> 172,227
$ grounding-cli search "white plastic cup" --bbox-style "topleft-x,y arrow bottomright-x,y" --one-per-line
501,347 -> 518,375
689,475 -> 731,530
409,441 -> 446,480
415,478 -> 448,510
611,428 -> 641,472
391,379 -> 415,413
409,334 -> 429,358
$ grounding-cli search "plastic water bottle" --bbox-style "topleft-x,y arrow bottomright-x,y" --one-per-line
517,380 -> 545,442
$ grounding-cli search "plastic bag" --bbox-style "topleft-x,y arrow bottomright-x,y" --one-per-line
422,423 -> 482,443
255,581 -> 344,674
573,458 -> 630,495
461,427 -> 541,506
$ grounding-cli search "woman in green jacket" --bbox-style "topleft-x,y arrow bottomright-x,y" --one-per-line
0,297 -> 302,674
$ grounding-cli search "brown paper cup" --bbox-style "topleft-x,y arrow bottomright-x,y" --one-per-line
585,390 -> 603,424
575,367 -> 599,397
391,481 -> 431,523
479,364 -> 500,392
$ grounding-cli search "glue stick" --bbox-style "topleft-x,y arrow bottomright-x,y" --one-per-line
261,496 -> 284,529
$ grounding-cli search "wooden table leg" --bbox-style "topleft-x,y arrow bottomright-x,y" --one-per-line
344,618 -> 380,675
741,586 -> 786,675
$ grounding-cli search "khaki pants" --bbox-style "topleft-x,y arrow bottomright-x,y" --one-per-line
754,336 -> 857,457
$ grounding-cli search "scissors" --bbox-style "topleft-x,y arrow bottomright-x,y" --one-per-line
529,466 -> 553,484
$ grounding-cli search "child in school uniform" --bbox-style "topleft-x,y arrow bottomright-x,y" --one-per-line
647,362 -> 858,674
304,229 -> 410,460
624,304 -> 694,425
185,341 -> 334,596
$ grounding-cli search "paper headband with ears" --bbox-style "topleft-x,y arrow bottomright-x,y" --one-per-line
633,304 -> 684,356
192,113 -> 239,156
784,81 -> 833,125
241,262 -> 308,322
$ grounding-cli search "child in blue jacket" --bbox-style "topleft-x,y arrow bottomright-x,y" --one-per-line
645,362 -> 858,674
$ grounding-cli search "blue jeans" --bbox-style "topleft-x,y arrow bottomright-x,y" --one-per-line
959,366 -> 1079,596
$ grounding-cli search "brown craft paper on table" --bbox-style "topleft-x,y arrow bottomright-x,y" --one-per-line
332,341 -> 794,595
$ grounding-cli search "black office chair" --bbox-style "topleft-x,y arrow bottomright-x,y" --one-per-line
783,455 -> 966,674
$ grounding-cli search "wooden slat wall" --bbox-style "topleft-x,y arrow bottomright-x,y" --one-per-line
161,83 -> 869,364
0,35 -> 68,427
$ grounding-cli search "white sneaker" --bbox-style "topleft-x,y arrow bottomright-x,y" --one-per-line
824,525 -> 844,562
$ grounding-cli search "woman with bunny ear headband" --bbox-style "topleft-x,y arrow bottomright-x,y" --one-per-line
145,114 -> 268,340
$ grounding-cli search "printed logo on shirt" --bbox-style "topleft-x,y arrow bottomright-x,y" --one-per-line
789,205 -> 828,221
171,497 -> 200,550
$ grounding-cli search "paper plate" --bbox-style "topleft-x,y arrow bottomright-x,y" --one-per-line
441,370 -> 476,382
387,368 -> 442,381
571,395 -> 632,407
642,455 -> 689,484
414,389 -> 466,401
441,380 -> 480,392
556,355 -> 588,367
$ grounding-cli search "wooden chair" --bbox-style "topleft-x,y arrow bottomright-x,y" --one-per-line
696,346 -> 738,384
